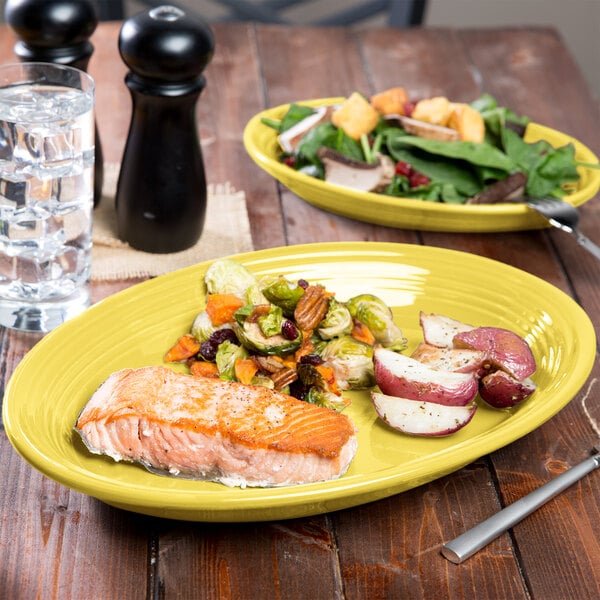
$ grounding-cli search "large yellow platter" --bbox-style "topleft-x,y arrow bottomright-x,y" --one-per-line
243,99 -> 600,232
3,242 -> 596,521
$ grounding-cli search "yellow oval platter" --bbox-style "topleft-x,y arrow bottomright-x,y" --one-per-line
2,242 -> 596,521
243,98 -> 600,232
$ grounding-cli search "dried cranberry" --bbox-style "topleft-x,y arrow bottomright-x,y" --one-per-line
409,172 -> 430,188
212,328 -> 238,346
283,156 -> 296,168
200,328 -> 239,361
403,101 -> 416,117
395,160 -> 412,177
299,354 -> 324,366
281,319 -> 299,340
297,279 -> 309,289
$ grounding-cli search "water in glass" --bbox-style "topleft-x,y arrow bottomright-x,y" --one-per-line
0,66 -> 94,333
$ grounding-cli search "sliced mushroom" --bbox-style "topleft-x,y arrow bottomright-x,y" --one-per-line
278,106 -> 335,153
318,148 -> 396,192
467,172 -> 527,204
399,115 -> 460,141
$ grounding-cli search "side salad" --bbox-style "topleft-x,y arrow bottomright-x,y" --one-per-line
164,258 -> 406,412
261,87 -> 598,204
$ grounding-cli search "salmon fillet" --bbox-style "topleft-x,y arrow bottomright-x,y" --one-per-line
75,366 -> 358,488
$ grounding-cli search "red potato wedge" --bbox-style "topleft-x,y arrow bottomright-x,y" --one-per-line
479,370 -> 537,408
371,391 -> 477,436
419,312 -> 475,348
453,326 -> 536,381
374,347 -> 479,406
410,342 -> 489,376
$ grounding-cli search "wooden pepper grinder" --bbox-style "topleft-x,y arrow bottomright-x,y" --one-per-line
4,0 -> 104,207
116,5 -> 215,253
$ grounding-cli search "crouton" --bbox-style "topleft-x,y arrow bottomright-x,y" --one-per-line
370,86 -> 409,116
332,92 -> 380,140
411,96 -> 453,127
447,103 -> 485,143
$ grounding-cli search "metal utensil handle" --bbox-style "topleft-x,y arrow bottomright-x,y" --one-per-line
441,454 -> 600,564
575,231 -> 600,262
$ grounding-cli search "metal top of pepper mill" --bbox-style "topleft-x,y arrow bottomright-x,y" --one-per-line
119,5 -> 215,92
4,0 -> 98,64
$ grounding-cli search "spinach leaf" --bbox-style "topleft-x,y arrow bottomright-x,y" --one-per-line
388,135 -> 516,172
526,143 -> 580,197
502,128 -> 580,197
261,103 -> 317,133
296,122 -> 363,167
384,142 -> 480,197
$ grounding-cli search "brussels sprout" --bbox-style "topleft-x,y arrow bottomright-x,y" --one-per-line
260,275 -> 305,316
320,335 -> 375,390
233,314 -> 302,356
191,310 -> 232,343
346,294 -> 406,351
295,362 -> 350,412
258,305 -> 284,337
204,259 -> 267,304
215,340 -> 248,381
305,386 -> 350,412
317,299 -> 353,340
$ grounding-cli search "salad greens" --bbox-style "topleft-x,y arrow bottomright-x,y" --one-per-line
263,92 -> 597,203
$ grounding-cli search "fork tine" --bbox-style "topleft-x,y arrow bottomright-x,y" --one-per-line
525,198 -> 600,262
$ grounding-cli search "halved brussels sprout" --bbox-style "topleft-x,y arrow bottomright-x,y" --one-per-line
346,293 -> 406,351
320,335 -> 375,390
204,259 -> 267,304
258,304 -> 284,337
260,275 -> 305,316
317,299 -> 353,340
233,314 -> 302,356
215,340 -> 249,381
191,310 -> 232,343
304,386 -> 349,412
295,362 -> 349,412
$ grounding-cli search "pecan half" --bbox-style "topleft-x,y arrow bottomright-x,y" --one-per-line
294,285 -> 329,330
255,355 -> 284,374
270,366 -> 298,390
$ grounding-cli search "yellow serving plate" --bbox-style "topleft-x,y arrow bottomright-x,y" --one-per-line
243,98 -> 600,232
3,242 -> 595,521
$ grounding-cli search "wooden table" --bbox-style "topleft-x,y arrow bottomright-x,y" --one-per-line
1,21 -> 600,599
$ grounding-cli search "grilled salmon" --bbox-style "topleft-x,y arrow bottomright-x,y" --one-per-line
75,366 -> 358,488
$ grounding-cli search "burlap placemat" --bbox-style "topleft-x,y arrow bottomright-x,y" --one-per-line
91,163 -> 254,281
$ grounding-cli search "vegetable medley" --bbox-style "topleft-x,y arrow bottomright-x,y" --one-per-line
262,87 -> 597,204
165,259 -> 406,412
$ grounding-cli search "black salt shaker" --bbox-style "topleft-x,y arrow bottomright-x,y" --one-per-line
4,0 -> 104,207
115,5 -> 214,253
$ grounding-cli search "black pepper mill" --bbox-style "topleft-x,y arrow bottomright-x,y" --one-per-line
4,0 -> 104,207
115,5 -> 214,253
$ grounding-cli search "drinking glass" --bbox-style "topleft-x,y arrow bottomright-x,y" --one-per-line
0,62 -> 95,333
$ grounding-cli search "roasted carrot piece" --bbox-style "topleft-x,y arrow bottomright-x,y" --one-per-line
234,358 -> 259,385
189,360 -> 220,378
316,364 -> 341,396
350,320 -> 376,346
294,329 -> 315,362
164,333 -> 201,363
205,293 -> 245,326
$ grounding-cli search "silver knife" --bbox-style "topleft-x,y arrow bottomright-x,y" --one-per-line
441,448 -> 600,564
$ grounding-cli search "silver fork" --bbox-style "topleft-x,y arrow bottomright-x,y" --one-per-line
525,197 -> 600,262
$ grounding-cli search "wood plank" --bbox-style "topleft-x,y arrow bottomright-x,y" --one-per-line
333,461 -> 528,599
0,434 -> 149,599
156,518 -> 344,598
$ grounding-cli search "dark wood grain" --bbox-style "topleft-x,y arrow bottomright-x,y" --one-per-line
1,21 -> 599,600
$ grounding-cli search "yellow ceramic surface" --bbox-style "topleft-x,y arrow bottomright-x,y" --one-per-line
243,98 -> 600,232
3,242 -> 595,521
